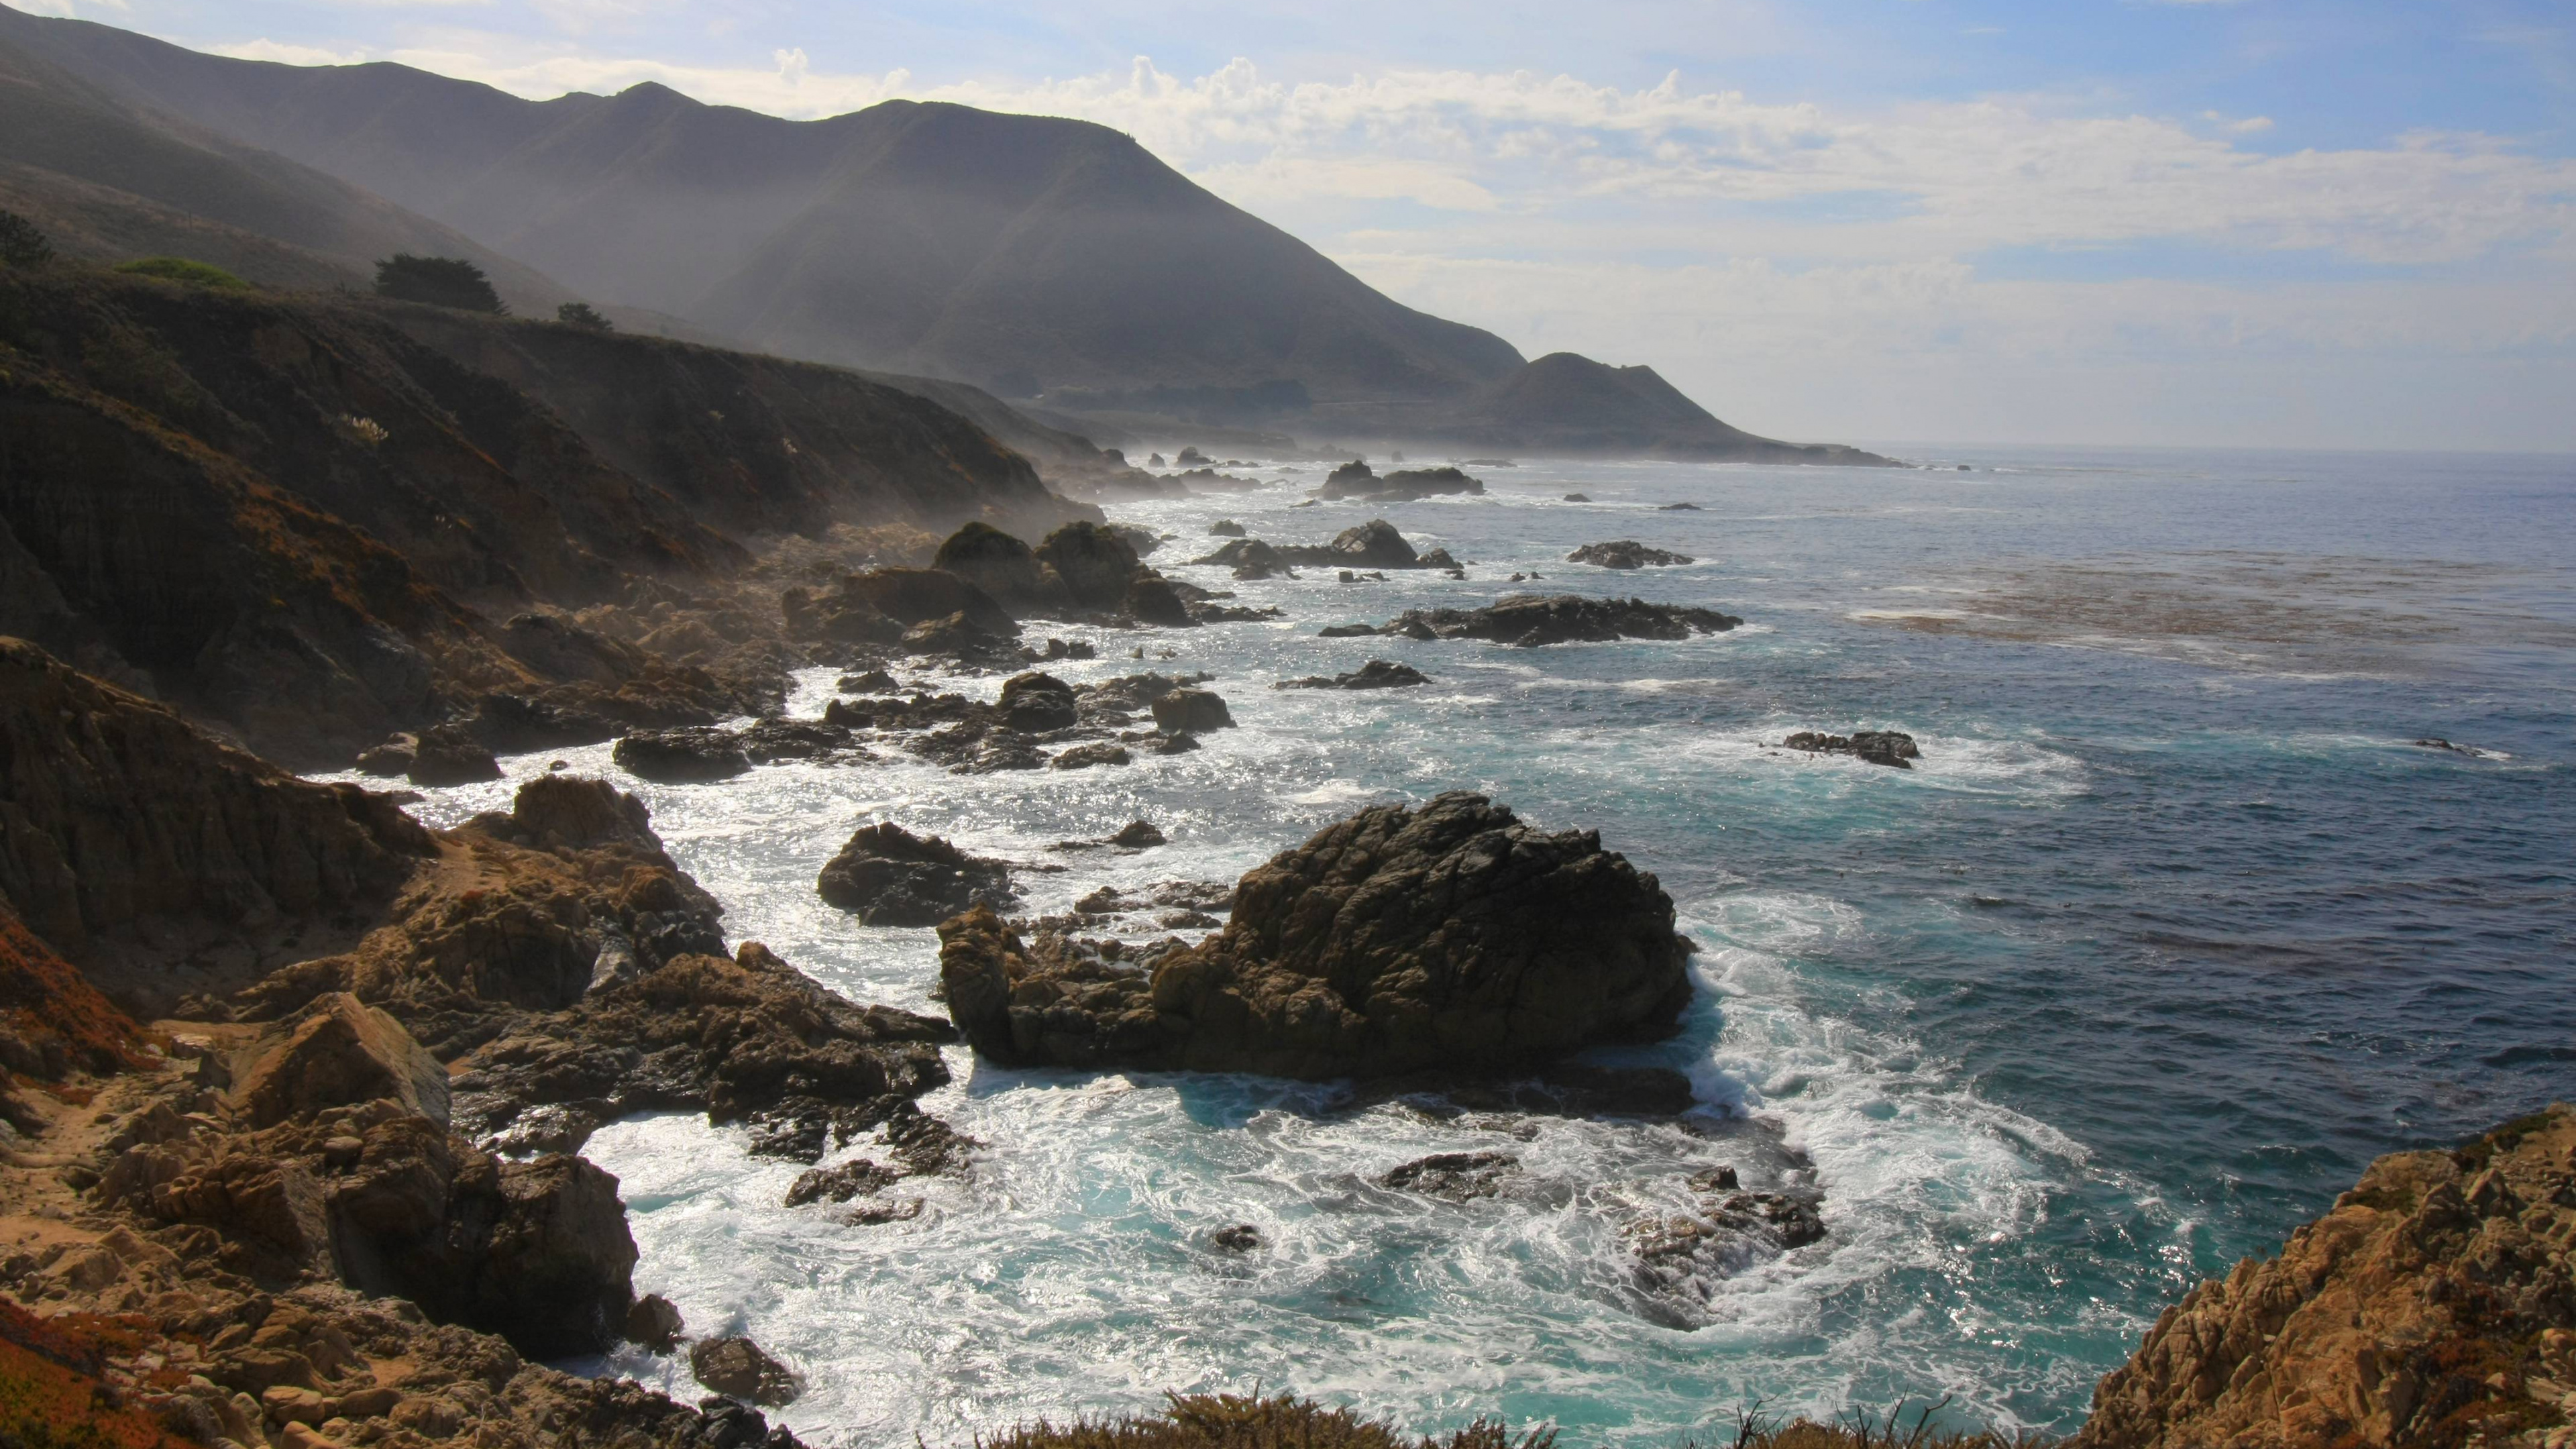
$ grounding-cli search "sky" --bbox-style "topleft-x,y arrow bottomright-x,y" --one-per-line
14,0 -> 2576,451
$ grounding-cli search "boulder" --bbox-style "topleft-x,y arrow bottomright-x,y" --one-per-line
1209,520 -> 1247,537
1108,820 -> 1167,849
1126,575 -> 1196,627
932,523 -> 1069,612
1782,731 -> 1920,769
481,1153 -> 641,1356
835,568 -> 1016,637
612,727 -> 751,783
690,1337 -> 799,1407
409,724 -> 502,786
1050,743 -> 1131,770
1191,537 -> 1291,580
1568,541 -> 1694,569
936,792 -> 1691,1079
624,1293 -> 684,1352
1150,688 -> 1234,733
816,824 -> 1014,926
1034,523 -> 1146,612
1276,660 -> 1430,691
996,672 -> 1079,732
1316,520 -> 1417,568
234,993 -> 451,1128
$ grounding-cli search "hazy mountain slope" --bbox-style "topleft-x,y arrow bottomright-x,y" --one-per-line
1,11 -> 1527,402
1452,353 -> 1894,464
0,25 -> 570,311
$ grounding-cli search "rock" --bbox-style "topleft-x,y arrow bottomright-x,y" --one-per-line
1150,688 -> 1234,733
780,585 -> 904,646
900,610 -> 1017,661
1050,743 -> 1132,770
816,824 -> 1014,926
1030,637 -> 1096,662
1561,493 -> 1591,502
690,1336 -> 800,1407
612,727 -> 752,783
1381,1151 -> 1519,1201
625,1293 -> 684,1351
1150,733 -> 1200,754
1209,520 -> 1246,537
1126,574 -> 1197,627
469,692 -> 619,752
233,993 -> 452,1128
932,522 -> 1069,612
838,668 -> 900,694
833,568 -> 1017,637
1282,519 -> 1419,570
1316,464 -> 1485,503
356,734 -> 418,776
409,724 -> 502,786
1316,624 -> 1378,639
1034,523 -> 1146,612
1362,594 -> 1741,647
1568,541 -> 1694,569
2410,737 -> 2494,758
1108,821 -> 1167,849
1276,660 -> 1430,690
735,719 -> 858,765
997,672 -> 1079,731
1192,537 -> 1292,580
1659,502 -> 1701,511
480,1152 -> 642,1355
936,792 -> 1691,1079
1625,1181 -> 1827,1318
1175,447 -> 1210,466
1782,731 -> 1920,769
784,1157 -> 900,1206
2076,1104 -> 2576,1449
1209,1224 -> 1263,1252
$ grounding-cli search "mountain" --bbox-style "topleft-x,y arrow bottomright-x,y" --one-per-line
1454,353 -> 1894,465
0,21 -> 569,311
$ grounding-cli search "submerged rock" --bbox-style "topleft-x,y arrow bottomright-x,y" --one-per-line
817,823 -> 1015,926
1783,731 -> 1920,769
1380,1150 -> 1521,1202
1276,659 -> 1430,690
1568,540 -> 1695,569
1210,1224 -> 1264,1252
937,792 -> 1690,1079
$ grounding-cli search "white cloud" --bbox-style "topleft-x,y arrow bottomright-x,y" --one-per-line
207,38 -> 371,66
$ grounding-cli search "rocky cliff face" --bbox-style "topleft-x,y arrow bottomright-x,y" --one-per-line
2078,1104 -> 2576,1449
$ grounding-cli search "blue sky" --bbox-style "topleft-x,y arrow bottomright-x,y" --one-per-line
17,0 -> 2575,449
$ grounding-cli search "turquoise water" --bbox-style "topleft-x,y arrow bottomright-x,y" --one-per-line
372,446 -> 2576,1446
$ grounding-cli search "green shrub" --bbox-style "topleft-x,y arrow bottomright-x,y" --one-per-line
555,300 -> 613,331
115,257 -> 250,290
374,253 -> 505,313
0,212 -> 53,271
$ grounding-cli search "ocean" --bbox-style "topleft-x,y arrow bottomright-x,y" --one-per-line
357,445 -> 2576,1446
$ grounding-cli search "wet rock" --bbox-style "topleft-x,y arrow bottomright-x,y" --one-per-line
234,993 -> 451,1129
1150,732 -> 1201,755
613,727 -> 751,783
816,824 -> 1014,926
1051,743 -> 1132,770
356,733 -> 418,775
1316,624 -> 1378,639
1029,637 -> 1097,662
2410,737 -> 2496,758
937,792 -> 1690,1079
1209,1224 -> 1263,1252
1381,1151 -> 1520,1201
690,1337 -> 799,1407
1276,660 -> 1430,691
783,1158 -> 900,1207
1568,541 -> 1695,569
1035,523 -> 1148,612
1210,520 -> 1247,537
1561,493 -> 1591,502
932,522 -> 1069,612
1150,688 -> 1234,733
1352,594 -> 1741,647
997,672 -> 1079,731
1108,821 -> 1167,849
837,669 -> 900,694
1658,502 -> 1701,511
1782,731 -> 1920,769
735,719 -> 860,765
1126,574 -> 1197,627
1626,1183 -> 1827,1315
1282,519 -> 1419,570
625,1293 -> 684,1352
900,610 -> 1018,662
1077,672 -> 1214,721
1192,537 -> 1292,580
409,724 -> 502,786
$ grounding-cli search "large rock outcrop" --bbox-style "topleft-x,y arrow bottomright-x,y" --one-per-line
232,991 -> 453,1128
817,823 -> 1016,926
1335,594 -> 1741,647
938,792 -> 1693,1079
2076,1104 -> 2576,1449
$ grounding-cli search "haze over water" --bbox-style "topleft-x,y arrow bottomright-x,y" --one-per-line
366,445 -> 2576,1447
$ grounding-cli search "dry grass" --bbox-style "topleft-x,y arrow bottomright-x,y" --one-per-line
976,1394 -> 2050,1449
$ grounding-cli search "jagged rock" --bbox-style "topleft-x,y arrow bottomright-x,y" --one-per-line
735,719 -> 859,764
690,1336 -> 800,1407
1149,688 -> 1234,733
1352,594 -> 1741,647
937,792 -> 1690,1079
233,993 -> 452,1128
1051,743 -> 1132,770
2076,1104 -> 2576,1449
1782,731 -> 1920,769
1035,523 -> 1146,612
1029,637 -> 1097,662
997,672 -> 1079,731
1109,821 -> 1167,849
1210,1224 -> 1263,1252
625,1293 -> 684,1352
1151,732 -> 1201,754
1381,1151 -> 1519,1201
932,522 -> 1070,612
409,724 -> 503,786
1568,541 -> 1694,569
612,727 -> 752,783
355,734 -> 419,775
1191,537 -> 1292,580
1316,465 -> 1485,503
1276,660 -> 1430,690
816,824 -> 1014,926
784,1157 -> 900,1207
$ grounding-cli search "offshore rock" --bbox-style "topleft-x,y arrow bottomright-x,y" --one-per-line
937,792 -> 1691,1079
1034,522 -> 1148,612
1316,464 -> 1485,504
1784,731 -> 1921,769
1568,540 -> 1695,569
407,723 -> 503,786
1281,519 -> 1421,570
2076,1104 -> 2576,1449
1381,1150 -> 1520,1201
1126,574 -> 1197,627
692,1336 -> 800,1407
817,823 -> 1015,926
833,568 -> 1017,638
932,521 -> 1071,613
1150,688 -> 1235,733
612,726 -> 752,783
997,672 -> 1080,732
1277,660 -> 1430,691
1352,594 -> 1741,647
